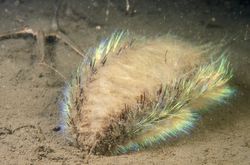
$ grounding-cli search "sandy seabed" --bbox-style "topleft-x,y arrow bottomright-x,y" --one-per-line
0,0 -> 249,164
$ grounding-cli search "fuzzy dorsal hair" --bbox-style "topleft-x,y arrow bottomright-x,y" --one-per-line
59,31 -> 234,155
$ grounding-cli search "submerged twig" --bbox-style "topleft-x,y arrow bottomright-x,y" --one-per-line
0,125 -> 45,141
125,0 -> 130,13
39,62 -> 67,81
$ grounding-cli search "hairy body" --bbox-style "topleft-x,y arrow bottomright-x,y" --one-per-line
60,32 -> 233,155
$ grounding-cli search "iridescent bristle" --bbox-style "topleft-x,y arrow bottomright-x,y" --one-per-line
59,31 -> 128,134
59,83 -> 71,132
59,31 -> 235,155
114,55 -> 235,154
91,30 -> 127,68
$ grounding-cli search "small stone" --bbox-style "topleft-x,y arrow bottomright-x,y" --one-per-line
14,0 -> 20,6
38,73 -> 44,78
53,126 -> 61,132
95,25 -> 101,30
92,1 -> 98,7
